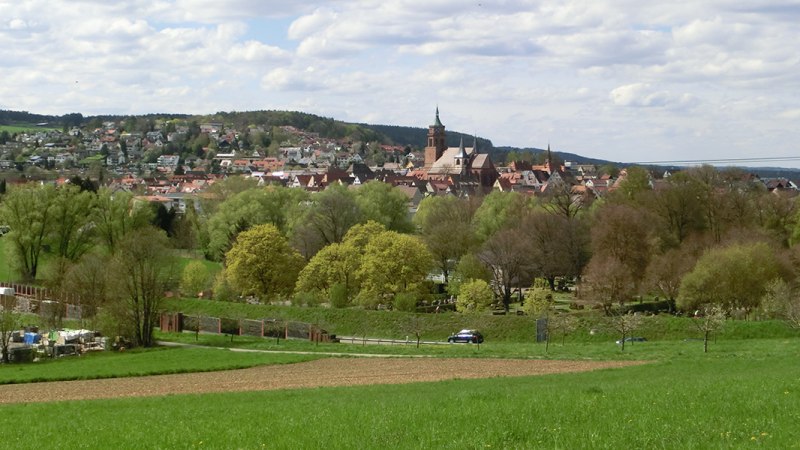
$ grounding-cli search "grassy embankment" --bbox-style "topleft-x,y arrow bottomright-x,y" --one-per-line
163,297 -> 799,343
0,337 -> 797,448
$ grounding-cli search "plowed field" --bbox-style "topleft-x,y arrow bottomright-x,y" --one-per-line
0,358 -> 645,404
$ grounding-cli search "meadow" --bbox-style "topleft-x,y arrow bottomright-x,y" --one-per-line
0,346 -> 317,384
0,337 -> 797,448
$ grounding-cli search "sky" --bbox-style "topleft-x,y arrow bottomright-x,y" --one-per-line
1,0 -> 799,168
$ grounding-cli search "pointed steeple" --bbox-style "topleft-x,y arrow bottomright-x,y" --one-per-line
432,106 -> 444,128
456,136 -> 468,159
472,135 -> 479,154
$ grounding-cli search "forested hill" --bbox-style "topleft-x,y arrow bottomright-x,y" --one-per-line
359,123 -> 495,151
4,108 -> 800,177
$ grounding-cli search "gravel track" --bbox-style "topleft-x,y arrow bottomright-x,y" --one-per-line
0,358 -> 645,404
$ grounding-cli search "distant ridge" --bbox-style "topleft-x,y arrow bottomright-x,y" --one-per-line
2,108 -> 799,179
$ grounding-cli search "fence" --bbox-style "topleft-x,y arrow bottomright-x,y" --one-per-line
159,312 -> 338,342
0,282 -> 84,321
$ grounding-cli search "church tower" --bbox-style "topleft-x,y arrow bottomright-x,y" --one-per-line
424,107 -> 447,168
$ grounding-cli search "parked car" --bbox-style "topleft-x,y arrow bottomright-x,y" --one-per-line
448,329 -> 484,344
615,336 -> 647,345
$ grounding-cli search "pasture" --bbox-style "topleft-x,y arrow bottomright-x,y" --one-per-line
0,337 -> 798,448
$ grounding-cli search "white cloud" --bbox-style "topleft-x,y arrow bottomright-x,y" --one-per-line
0,0 -> 799,166
610,83 -> 699,109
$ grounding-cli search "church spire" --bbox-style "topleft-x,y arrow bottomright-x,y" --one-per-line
433,106 -> 444,128
455,136 -> 468,159
472,135 -> 479,154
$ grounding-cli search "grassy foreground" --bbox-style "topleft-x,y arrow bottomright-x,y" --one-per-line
0,346 -> 318,384
0,338 -> 798,448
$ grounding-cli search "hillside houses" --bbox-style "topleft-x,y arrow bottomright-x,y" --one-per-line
2,112 -> 800,219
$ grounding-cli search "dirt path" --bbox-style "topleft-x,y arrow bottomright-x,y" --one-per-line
0,358 -> 645,404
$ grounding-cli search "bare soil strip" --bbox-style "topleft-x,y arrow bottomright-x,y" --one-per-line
0,358 -> 645,404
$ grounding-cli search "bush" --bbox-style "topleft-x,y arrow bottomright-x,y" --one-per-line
180,261 -> 211,297
212,271 -> 236,302
293,291 -> 322,307
393,292 -> 417,312
329,283 -> 349,308
456,279 -> 494,313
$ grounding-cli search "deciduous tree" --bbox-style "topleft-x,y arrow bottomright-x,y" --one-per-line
225,224 -> 305,302
479,225 -> 534,312
354,181 -> 413,233
357,231 -> 433,309
0,183 -> 57,280
109,227 -> 176,347
678,242 -> 783,314
456,279 -> 494,313
414,196 -> 477,284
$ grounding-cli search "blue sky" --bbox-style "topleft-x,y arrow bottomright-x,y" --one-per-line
1,0 -> 799,168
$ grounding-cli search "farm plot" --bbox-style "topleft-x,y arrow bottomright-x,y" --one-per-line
0,357 -> 643,404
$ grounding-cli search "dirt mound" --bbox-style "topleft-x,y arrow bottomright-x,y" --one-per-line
0,358 -> 644,404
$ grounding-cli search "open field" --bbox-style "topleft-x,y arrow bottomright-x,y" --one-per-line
0,357 -> 640,404
0,124 -> 58,133
0,338 -> 797,448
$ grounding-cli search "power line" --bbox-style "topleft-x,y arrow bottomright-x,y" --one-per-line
629,155 -> 800,165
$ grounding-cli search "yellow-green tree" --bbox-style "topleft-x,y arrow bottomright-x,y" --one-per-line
455,279 -> 494,313
225,224 -> 304,302
357,231 -> 433,309
678,242 -> 784,314
180,261 -> 212,297
295,241 -> 361,305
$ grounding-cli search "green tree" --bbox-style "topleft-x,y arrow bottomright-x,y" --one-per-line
1,293 -> 20,363
472,191 -> 528,241
199,176 -> 259,216
456,279 -> 494,313
295,241 -> 361,305
109,227 -> 176,347
225,224 -> 305,302
678,242 -> 784,314
414,196 -> 477,284
0,183 -> 57,280
357,231 -> 433,309
93,188 -> 154,252
204,186 -> 308,260
305,184 -> 363,246
447,253 -> 492,297
611,166 -> 651,204
354,181 -> 413,233
180,261 -> 212,297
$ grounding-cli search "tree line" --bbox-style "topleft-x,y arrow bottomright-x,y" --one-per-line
3,165 -> 800,348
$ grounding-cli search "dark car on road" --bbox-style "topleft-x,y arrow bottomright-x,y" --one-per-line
448,329 -> 484,344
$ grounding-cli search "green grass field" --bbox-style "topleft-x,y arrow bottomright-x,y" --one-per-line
0,346 -> 318,384
0,124 -> 58,133
0,338 -> 797,448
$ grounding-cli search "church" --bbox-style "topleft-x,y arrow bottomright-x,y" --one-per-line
420,108 -> 498,188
